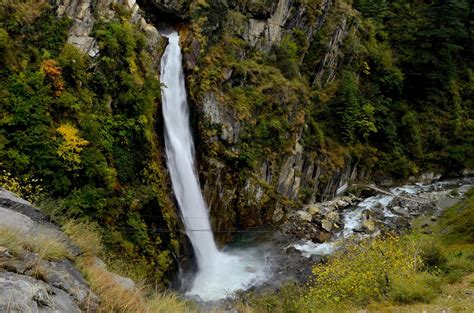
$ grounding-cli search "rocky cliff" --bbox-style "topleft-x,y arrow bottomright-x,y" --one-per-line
136,0 -> 368,243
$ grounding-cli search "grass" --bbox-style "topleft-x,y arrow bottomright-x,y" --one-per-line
388,272 -> 441,304
0,226 -> 70,260
62,219 -> 194,313
438,188 -> 474,244
366,272 -> 474,312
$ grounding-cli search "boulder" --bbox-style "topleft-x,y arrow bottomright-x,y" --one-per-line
335,199 -> 349,208
0,189 -> 100,311
307,205 -> 321,215
321,219 -> 333,232
313,231 -> 332,243
0,272 -> 82,312
296,210 -> 313,222
0,207 -> 35,233
326,211 -> 340,223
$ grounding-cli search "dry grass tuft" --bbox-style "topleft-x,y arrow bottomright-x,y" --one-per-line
63,219 -> 192,313
62,219 -> 102,260
0,226 -> 70,260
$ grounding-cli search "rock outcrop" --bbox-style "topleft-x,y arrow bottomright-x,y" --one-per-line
0,188 -> 100,312
56,0 -> 163,68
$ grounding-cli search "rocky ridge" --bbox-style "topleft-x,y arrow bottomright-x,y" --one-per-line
0,189 -> 135,312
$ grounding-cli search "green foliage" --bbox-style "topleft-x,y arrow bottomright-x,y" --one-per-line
388,272 -> 440,304
303,236 -> 422,310
0,2 -> 178,285
0,167 -> 43,203
439,189 -> 474,244
236,283 -> 304,313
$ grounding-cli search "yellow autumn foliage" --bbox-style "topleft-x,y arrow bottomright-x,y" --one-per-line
56,124 -> 89,170
303,236 -> 422,311
0,168 -> 43,203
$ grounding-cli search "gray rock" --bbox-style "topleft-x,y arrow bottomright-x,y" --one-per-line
0,271 -> 81,313
0,207 -> 35,233
321,219 -> 333,232
40,259 -> 100,310
243,0 -> 291,51
58,0 -> 162,63
307,204 -> 321,215
94,257 -> 136,291
0,189 -> 31,206
296,210 -> 312,223
0,189 -> 100,311
326,211 -> 340,223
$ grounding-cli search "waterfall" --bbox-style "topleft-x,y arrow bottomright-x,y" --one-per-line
160,31 -> 221,271
160,31 -> 266,301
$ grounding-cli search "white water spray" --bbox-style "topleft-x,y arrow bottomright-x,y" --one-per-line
160,32 -> 265,301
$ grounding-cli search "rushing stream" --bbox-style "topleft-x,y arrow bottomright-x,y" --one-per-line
292,177 -> 474,258
160,32 -> 266,301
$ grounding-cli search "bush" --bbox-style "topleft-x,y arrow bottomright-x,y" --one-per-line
419,239 -> 447,270
443,252 -> 474,283
236,283 -> 304,313
303,236 -> 422,310
388,272 -> 440,304
0,168 -> 43,203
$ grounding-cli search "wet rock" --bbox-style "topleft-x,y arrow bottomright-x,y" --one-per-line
335,199 -> 349,208
313,231 -> 331,243
296,210 -> 312,223
321,219 -> 333,232
327,211 -> 340,223
245,266 -> 257,273
307,204 -> 321,215
285,246 -> 299,255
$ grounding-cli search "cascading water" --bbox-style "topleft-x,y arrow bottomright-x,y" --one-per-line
160,31 -> 266,301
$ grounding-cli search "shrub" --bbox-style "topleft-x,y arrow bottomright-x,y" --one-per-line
419,239 -> 447,270
303,236 -> 422,310
388,272 -> 440,304
236,283 -> 304,313
443,252 -> 474,283
0,169 -> 43,203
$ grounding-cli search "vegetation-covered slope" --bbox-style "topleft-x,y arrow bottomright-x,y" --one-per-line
0,1 -> 182,284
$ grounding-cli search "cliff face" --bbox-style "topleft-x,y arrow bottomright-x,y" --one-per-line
138,0 -> 474,245
136,0 -> 366,243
